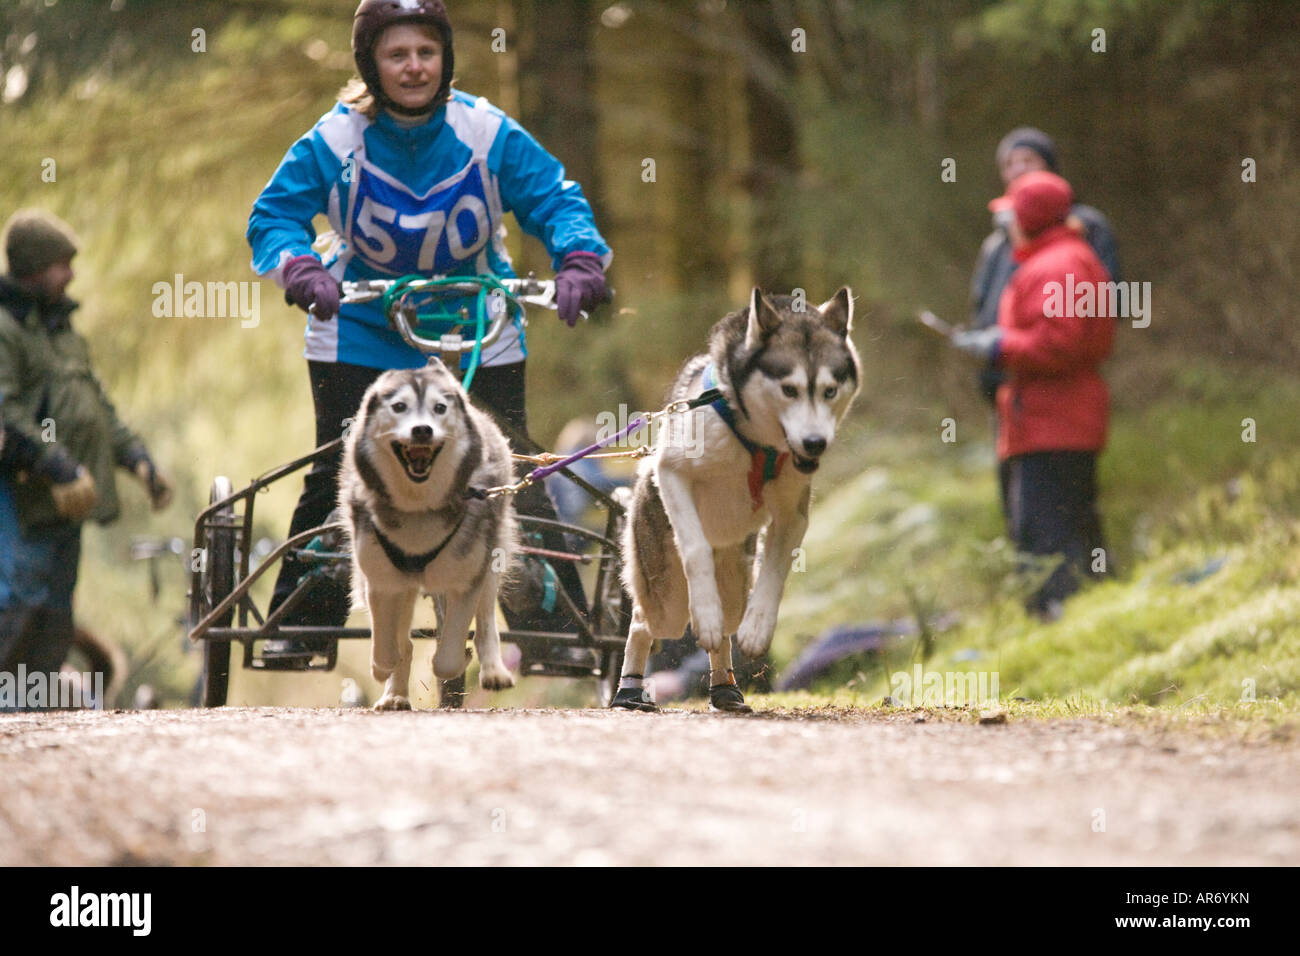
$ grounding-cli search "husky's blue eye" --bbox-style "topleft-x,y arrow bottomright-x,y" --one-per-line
781,385 -> 798,399
824,386 -> 838,400
392,402 -> 407,413
434,402 -> 447,415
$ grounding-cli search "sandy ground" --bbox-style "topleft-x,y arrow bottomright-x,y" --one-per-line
1,706 -> 1297,866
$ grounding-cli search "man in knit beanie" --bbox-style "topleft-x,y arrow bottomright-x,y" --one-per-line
0,208 -> 173,707
4,210 -> 80,286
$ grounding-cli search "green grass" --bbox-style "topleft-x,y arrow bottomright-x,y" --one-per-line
774,391 -> 1300,710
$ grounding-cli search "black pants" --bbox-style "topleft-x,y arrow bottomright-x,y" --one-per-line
0,606 -> 76,680
268,359 -> 587,630
1003,451 -> 1107,614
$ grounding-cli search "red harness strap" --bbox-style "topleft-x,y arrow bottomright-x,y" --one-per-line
747,449 -> 789,510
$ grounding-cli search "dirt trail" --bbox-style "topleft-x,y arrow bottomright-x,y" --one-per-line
1,707 -> 1296,865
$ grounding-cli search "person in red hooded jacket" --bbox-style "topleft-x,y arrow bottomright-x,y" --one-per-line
952,170 -> 1114,619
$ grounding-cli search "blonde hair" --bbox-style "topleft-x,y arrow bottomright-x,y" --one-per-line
339,77 -> 381,119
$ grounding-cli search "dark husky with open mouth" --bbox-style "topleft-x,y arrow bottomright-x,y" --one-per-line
339,360 -> 518,710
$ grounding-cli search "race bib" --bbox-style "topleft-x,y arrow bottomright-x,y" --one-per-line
348,159 -> 492,276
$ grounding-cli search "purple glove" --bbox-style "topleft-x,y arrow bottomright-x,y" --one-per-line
282,254 -> 340,321
554,251 -> 608,328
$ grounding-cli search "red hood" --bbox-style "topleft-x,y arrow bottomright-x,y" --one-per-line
1012,223 -> 1077,264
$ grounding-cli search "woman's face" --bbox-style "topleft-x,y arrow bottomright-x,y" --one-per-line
374,23 -> 443,112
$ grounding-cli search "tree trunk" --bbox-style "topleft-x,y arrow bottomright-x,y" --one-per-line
738,2 -> 801,289
517,0 -> 603,222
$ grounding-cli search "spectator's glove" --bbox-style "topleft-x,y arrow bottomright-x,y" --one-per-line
133,458 -> 174,511
51,466 -> 98,522
951,326 -> 1004,361
554,251 -> 609,328
282,255 -> 340,321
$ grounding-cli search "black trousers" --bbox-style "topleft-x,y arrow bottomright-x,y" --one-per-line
268,359 -> 588,631
0,606 -> 76,682
1002,451 -> 1107,614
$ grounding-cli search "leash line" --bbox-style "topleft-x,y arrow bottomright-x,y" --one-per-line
510,448 -> 652,465
470,387 -> 724,500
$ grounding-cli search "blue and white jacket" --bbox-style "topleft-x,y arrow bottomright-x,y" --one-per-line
248,90 -> 611,370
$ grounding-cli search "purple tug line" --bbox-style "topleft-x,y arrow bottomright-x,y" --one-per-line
465,387 -> 724,500
524,412 -> 652,483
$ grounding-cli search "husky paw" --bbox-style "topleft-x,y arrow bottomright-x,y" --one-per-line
709,684 -> 753,714
735,605 -> 777,659
609,686 -> 658,712
691,599 -> 726,652
479,659 -> 516,691
373,694 -> 412,712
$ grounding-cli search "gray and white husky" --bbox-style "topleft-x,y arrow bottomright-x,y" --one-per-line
339,360 -> 518,711
612,288 -> 860,712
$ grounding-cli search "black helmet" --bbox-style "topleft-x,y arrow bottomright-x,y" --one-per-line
353,0 -> 454,113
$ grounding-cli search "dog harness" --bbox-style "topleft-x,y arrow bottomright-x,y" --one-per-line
372,508 -> 468,575
701,363 -> 788,510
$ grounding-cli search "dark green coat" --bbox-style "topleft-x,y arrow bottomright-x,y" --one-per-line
0,276 -> 146,533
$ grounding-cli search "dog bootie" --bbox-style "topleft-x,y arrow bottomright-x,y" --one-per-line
709,683 -> 753,713
610,686 -> 658,712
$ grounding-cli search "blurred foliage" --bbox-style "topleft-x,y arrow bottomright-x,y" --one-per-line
0,0 -> 1296,707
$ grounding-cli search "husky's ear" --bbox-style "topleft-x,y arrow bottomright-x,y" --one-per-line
355,385 -> 381,441
422,355 -> 460,390
818,286 -> 854,338
745,287 -> 783,349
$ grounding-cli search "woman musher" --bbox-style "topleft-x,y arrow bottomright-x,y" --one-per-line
247,0 -> 611,663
